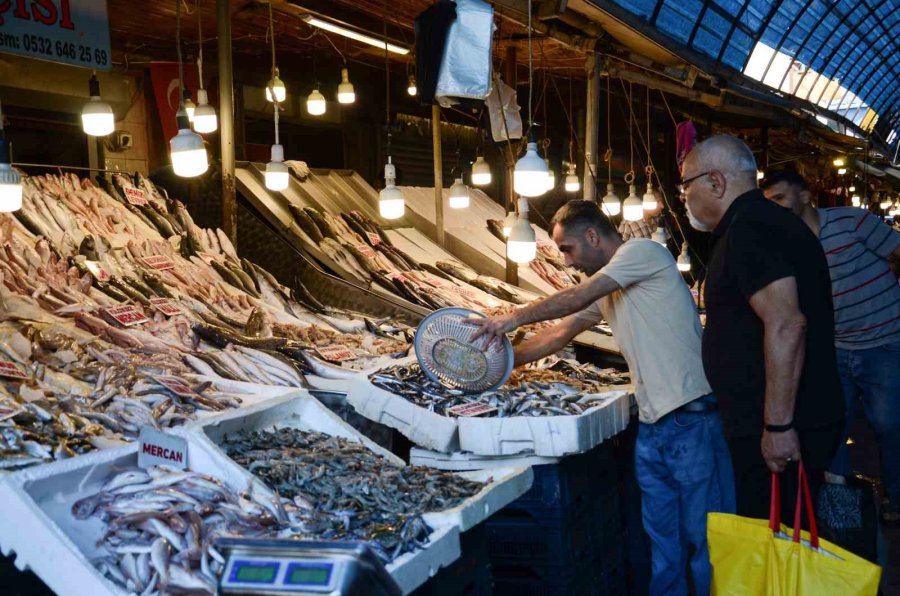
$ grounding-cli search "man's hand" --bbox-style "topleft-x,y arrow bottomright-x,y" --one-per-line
466,313 -> 519,350
761,429 -> 801,472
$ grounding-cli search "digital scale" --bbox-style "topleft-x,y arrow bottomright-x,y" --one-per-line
216,538 -> 401,596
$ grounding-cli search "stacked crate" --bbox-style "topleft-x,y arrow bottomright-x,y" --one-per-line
412,523 -> 493,596
486,441 -> 625,596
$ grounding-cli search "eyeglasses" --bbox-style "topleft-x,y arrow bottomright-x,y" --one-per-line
678,171 -> 712,195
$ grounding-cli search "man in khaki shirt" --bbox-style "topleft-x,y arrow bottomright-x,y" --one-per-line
470,200 -> 734,595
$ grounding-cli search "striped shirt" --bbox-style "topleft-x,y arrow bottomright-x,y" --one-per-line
818,207 -> 900,349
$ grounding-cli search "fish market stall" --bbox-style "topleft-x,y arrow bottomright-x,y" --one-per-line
348,357 -> 634,457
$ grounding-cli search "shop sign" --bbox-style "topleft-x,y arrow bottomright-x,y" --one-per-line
448,402 -> 497,417
366,232 -> 382,247
315,345 -> 357,362
124,187 -> 149,207
138,427 -> 187,470
149,297 -> 182,317
0,360 -> 28,379
104,304 -> 148,327
85,260 -> 110,282
0,1 -> 111,71
141,255 -> 175,271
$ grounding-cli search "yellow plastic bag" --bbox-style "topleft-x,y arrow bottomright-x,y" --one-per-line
708,464 -> 881,595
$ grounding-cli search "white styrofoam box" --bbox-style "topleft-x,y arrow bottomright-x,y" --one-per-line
388,524 -> 460,595
346,375 -> 460,453
305,375 -> 353,392
457,391 -> 633,457
421,466 -> 533,532
410,447 -> 560,470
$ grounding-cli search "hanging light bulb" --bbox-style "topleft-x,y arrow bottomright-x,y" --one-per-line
182,89 -> 196,123
602,184 -> 621,217
266,68 -> 286,102
265,144 -> 289,191
169,109 -> 208,177
642,182 -> 657,211
81,74 -> 115,137
757,170 -> 765,180
622,184 -> 643,221
192,89 -> 218,133
833,157 -> 846,167
0,110 -> 22,212
651,226 -> 669,245
564,163 -> 580,192
337,67 -> 355,104
848,185 -> 856,192
407,75 -> 417,96
851,194 -> 861,206
306,85 -> 326,116
449,177 -> 470,209
879,197 -> 892,209
677,243 -> 691,272
507,198 -> 536,264
837,168 -> 847,176
379,157 -> 405,219
471,156 -> 491,186
514,140 -> 549,197
502,211 -> 517,237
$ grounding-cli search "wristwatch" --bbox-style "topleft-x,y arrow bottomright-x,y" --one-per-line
764,421 -> 794,433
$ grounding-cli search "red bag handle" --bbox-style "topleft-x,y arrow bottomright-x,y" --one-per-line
769,462 -> 819,549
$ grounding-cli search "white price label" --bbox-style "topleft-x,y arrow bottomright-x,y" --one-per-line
149,297 -> 182,317
138,427 -> 188,470
448,403 -> 498,417
124,187 -> 149,206
141,255 -> 175,270
315,345 -> 357,362
0,360 -> 28,380
104,305 -> 149,327
366,232 -> 382,247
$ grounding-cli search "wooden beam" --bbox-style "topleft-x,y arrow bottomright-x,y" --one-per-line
583,55 -> 600,201
218,0 -> 237,247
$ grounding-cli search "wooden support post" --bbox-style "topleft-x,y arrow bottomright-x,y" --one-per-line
217,0 -> 237,248
583,55 -> 600,201
432,104 -> 445,247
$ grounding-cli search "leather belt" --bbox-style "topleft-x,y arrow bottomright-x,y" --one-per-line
677,397 -> 717,414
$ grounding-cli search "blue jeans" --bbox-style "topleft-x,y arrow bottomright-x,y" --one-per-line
635,395 -> 736,596
830,341 -> 900,501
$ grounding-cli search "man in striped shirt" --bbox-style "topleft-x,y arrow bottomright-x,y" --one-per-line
763,170 -> 900,520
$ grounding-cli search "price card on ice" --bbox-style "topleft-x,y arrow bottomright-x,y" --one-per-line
138,427 -> 188,470
124,187 -> 149,207
155,375 -> 199,398
85,260 -> 111,282
447,403 -> 498,417
366,232 -> 382,247
356,244 -> 377,260
0,360 -> 29,380
149,297 -> 183,317
141,255 -> 176,271
104,304 -> 149,327
315,345 -> 357,362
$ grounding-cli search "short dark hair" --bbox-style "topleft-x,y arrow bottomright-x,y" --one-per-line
761,170 -> 809,192
550,200 -> 620,238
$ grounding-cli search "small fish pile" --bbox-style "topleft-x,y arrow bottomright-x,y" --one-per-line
223,428 -> 484,560
370,361 -> 630,417
73,466 -> 283,595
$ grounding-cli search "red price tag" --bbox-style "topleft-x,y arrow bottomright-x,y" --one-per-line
124,187 -> 149,207
366,232 -> 382,247
155,375 -> 198,398
448,402 -> 498,417
149,297 -> 182,317
356,244 -> 376,259
387,272 -> 407,283
141,255 -> 175,271
104,305 -> 149,327
0,360 -> 28,380
315,345 -> 357,362
85,260 -> 111,282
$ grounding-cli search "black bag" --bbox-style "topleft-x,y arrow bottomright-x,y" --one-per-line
815,475 -> 880,563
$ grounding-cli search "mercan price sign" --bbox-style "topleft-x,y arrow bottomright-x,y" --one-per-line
0,1 -> 111,71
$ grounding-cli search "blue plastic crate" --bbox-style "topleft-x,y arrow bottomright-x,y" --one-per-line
492,563 -> 596,596
512,442 -> 617,513
412,524 -> 493,596
486,509 -> 595,567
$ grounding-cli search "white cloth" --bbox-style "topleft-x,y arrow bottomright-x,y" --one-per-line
575,239 -> 711,423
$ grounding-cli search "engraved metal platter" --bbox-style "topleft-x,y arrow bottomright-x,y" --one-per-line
413,307 -> 514,393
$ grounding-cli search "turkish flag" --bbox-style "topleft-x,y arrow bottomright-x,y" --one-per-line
150,62 -> 200,143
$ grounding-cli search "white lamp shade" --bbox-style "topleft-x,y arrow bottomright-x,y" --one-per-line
642,184 -> 657,211
81,96 -> 115,136
880,199 -> 892,209
471,156 -> 491,186
848,186 -> 856,192
837,168 -> 847,175
565,173 -> 580,192
169,128 -> 208,177
651,226 -> 668,245
379,185 -> 405,219
265,144 -> 289,191
307,89 -> 327,116
507,218 -> 537,264
266,74 -> 286,102
502,211 -> 517,237
602,184 -> 621,216
514,142 -> 549,197
677,244 -> 691,272
623,185 -> 643,221
407,76 -> 417,96
337,68 -> 355,104
184,99 -> 196,123
192,89 -> 218,133
0,164 -> 23,212
449,178 -> 469,209
851,194 -> 861,206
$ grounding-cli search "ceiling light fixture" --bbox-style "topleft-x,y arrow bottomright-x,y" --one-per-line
677,243 -> 691,272
833,157 -> 846,167
81,74 -> 115,136
302,15 -> 409,55
378,1 -> 404,220
642,88 -> 657,212
622,82 -> 642,222
565,162 -> 580,192
471,155 -> 491,186
602,75 -> 620,216
337,67 -> 355,104
449,177 -> 470,209
307,84 -> 326,116
513,1 -> 548,198
507,197 -> 536,264
266,68 -> 286,103
837,167 -> 847,175
265,0 -> 287,191
192,1 -> 218,134
407,75 -> 417,96
169,0 -> 207,178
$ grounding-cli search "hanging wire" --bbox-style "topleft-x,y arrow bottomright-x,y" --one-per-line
196,0 -> 204,87
606,74 -> 613,183
383,0 -> 392,159
568,74 -> 575,166
267,0 -> 280,145
627,80 -> 635,183
526,0 -> 534,133
645,85 -> 655,184
175,0 -> 184,102
320,32 -> 347,65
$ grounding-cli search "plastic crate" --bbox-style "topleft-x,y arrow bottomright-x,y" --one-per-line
491,561 -> 599,596
412,524 -> 493,596
486,508 -> 595,567
512,442 -> 617,513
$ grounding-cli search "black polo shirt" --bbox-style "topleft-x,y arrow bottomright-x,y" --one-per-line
702,190 -> 844,438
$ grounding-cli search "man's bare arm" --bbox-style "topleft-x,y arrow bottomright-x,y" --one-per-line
512,314 -> 597,367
